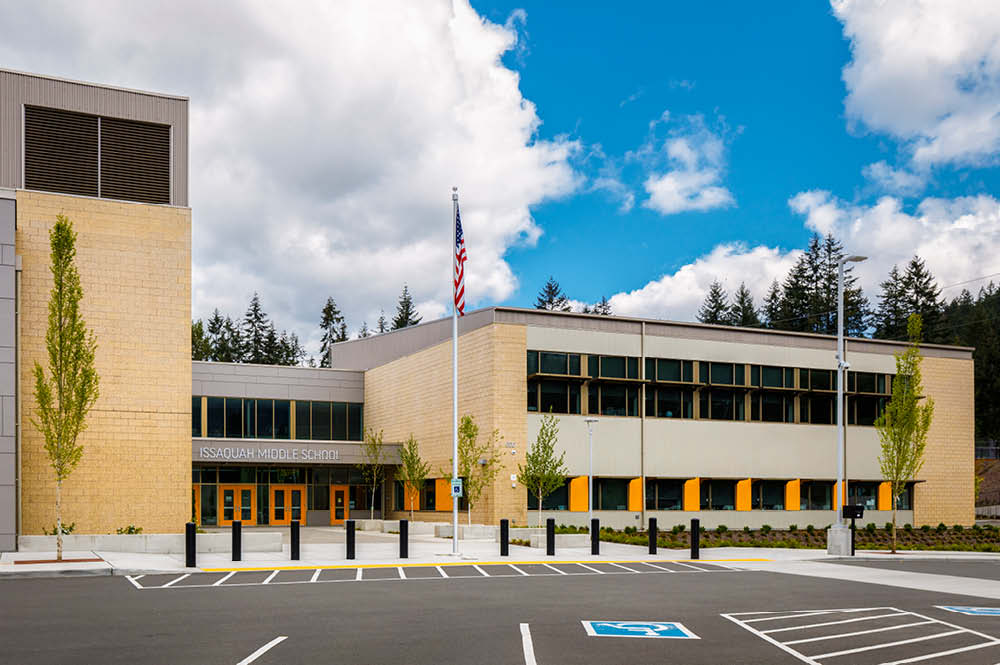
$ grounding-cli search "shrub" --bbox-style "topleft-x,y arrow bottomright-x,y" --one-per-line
761,524 -> 772,534
972,524 -> 982,533
953,524 -> 964,533
743,525 -> 751,533
700,526 -> 707,533
43,522 -> 75,535
672,524 -> 686,534
716,525 -> 728,534
903,523 -> 913,532
116,525 -> 143,535
788,524 -> 798,532
936,522 -> 948,533
805,524 -> 815,534
884,523 -> 893,533
865,523 -> 877,533
921,524 -> 931,533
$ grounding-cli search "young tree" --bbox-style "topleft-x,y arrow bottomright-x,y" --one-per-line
358,428 -> 387,520
319,297 -> 345,367
594,296 -> 613,316
191,319 -> 212,360
396,435 -> 430,521
241,293 -> 270,363
535,277 -> 571,311
728,282 -> 760,327
357,322 -> 370,338
391,285 -> 422,329
446,415 -> 503,525
31,216 -> 100,561
876,314 -> 935,553
697,280 -> 730,324
517,413 -> 567,527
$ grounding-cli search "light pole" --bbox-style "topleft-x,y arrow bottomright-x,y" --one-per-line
829,254 -> 866,555
585,417 -> 598,527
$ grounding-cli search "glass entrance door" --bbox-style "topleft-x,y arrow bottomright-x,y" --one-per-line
219,485 -> 256,526
270,485 -> 306,526
330,485 -> 349,525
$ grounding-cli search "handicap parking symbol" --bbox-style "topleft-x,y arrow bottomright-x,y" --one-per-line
581,621 -> 700,639
937,606 -> 1000,616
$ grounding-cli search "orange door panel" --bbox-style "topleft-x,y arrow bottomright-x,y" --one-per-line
330,485 -> 349,525
219,484 -> 256,526
271,484 -> 307,526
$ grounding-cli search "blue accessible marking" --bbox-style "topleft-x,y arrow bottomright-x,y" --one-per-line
937,606 -> 1000,616
581,621 -> 699,639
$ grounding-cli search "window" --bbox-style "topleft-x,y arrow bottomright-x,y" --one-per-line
847,482 -> 879,510
255,399 -> 273,439
808,369 -> 834,391
700,479 -> 736,510
601,356 -> 626,379
751,392 -> 794,423
699,390 -> 745,421
597,478 -> 629,510
224,398 -> 242,438
192,397 -> 202,437
588,355 -> 599,378
274,400 -> 291,439
312,402 -> 332,440
332,402 -> 348,440
531,381 -> 581,415
645,479 -> 683,510
527,381 -> 539,412
710,363 -> 733,385
527,351 -> 539,375
761,366 -> 786,388
601,384 -> 626,416
850,395 -> 886,426
423,479 -> 436,511
800,481 -> 833,510
751,480 -> 785,510
646,388 -> 693,418
896,484 -> 913,511
207,397 -> 224,438
394,481 -> 406,511
540,352 -> 568,375
348,403 -> 363,441
527,482 -> 569,510
295,401 -> 310,439
657,359 -> 682,382
593,385 -> 639,416
803,395 -> 833,425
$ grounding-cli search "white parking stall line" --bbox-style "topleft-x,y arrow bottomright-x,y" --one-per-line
520,623 -> 537,665
640,562 -> 674,572
236,635 -> 287,665
161,574 -> 189,588
355,568 -> 363,581
672,562 -> 713,572
761,612 -> 908,634
544,563 -> 568,575
397,566 -> 406,579
575,563 -> 605,574
125,576 -> 142,589
262,570 -> 279,585
473,565 -> 490,577
811,629 -> 966,660
133,574 -> 145,580
882,640 -> 1000,664
436,565 -> 449,578
722,613 -> 821,665
213,571 -> 236,586
508,564 -> 529,577
310,569 -> 321,583
743,610 -> 837,624
783,620 -> 937,645
607,562 -> 641,573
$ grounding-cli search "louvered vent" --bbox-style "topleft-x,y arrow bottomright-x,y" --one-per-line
24,106 -> 99,198
100,117 -> 170,204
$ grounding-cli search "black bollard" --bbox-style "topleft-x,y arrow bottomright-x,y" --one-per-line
690,518 -> 700,560
546,518 -> 555,556
400,519 -> 408,559
291,520 -> 300,561
185,521 -> 196,568
591,518 -> 600,556
648,517 -> 657,555
500,519 -> 509,557
346,519 -> 356,560
232,520 -> 241,562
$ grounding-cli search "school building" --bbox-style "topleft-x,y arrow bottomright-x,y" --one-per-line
0,69 -> 975,550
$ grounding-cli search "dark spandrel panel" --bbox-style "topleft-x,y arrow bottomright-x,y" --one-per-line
99,116 -> 170,204
24,106 -> 98,198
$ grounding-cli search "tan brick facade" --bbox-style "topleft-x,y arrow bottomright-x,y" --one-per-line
366,323 -> 527,524
17,191 -> 191,535
914,355 -> 975,526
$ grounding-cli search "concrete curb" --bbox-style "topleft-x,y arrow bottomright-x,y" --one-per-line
0,567 -> 113,580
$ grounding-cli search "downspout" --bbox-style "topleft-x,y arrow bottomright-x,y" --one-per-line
14,255 -> 21,549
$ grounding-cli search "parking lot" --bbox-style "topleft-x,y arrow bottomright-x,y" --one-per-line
5,558 -> 1000,664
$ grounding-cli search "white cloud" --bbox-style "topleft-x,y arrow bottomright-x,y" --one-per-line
834,0 -> 1000,169
862,161 -> 926,196
0,1 -> 580,355
636,115 -> 736,215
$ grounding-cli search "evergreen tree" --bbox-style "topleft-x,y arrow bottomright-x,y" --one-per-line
279,331 -> 306,366
697,280 -> 730,325
762,280 -> 783,328
215,316 -> 243,363
776,242 -> 817,333
874,266 -> 908,340
337,321 -> 349,343
241,293 -> 271,363
535,276 -> 571,311
358,322 -> 370,338
594,296 -> 613,316
318,297 -> 345,368
376,310 -> 388,334
901,256 -> 944,341
728,282 -> 760,327
206,309 -> 225,360
191,320 -> 212,360
391,285 -> 422,330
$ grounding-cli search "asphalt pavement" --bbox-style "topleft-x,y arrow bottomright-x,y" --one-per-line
5,562 -> 1000,664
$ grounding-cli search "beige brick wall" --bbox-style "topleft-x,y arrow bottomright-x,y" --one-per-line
366,323 -> 527,524
913,355 -> 975,526
17,191 -> 191,535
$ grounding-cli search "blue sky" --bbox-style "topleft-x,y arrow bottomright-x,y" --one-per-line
472,1 -> 1000,309
3,1 -> 998,354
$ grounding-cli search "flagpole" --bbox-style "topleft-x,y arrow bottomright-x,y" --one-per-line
452,186 -> 459,555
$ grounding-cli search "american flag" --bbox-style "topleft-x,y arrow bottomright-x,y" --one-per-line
454,203 -> 467,316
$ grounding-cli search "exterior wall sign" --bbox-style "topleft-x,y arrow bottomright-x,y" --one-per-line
192,440 -> 403,465
197,446 -> 340,462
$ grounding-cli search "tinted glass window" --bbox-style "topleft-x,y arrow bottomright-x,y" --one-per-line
540,352 -> 568,375
683,361 -> 694,383
348,403 -> 363,441
332,402 -> 348,440
588,355 -> 599,378
295,401 -> 310,440
256,399 -> 273,439
657,359 -> 681,382
709,391 -> 734,420
761,366 -> 783,388
710,363 -> 733,385
192,397 -> 202,437
527,381 -> 539,412
810,369 -> 832,391
627,357 -> 639,379
569,384 -> 581,414
856,372 -> 877,393
207,397 -> 224,438
569,355 -> 581,376
539,381 -> 567,414
527,351 -> 538,375
601,385 -> 626,416
225,398 -> 242,438
598,478 -> 628,510
274,400 -> 291,439
657,388 -> 682,418
601,356 -> 626,378
761,393 -> 786,422
312,402 -> 332,440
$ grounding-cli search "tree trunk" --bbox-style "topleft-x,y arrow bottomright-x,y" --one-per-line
56,478 -> 63,561
538,492 -> 543,528
409,490 -> 414,522
467,504 -> 471,527
891,492 -> 897,554
370,485 -> 376,521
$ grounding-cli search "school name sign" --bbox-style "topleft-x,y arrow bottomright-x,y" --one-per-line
194,442 -> 341,463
